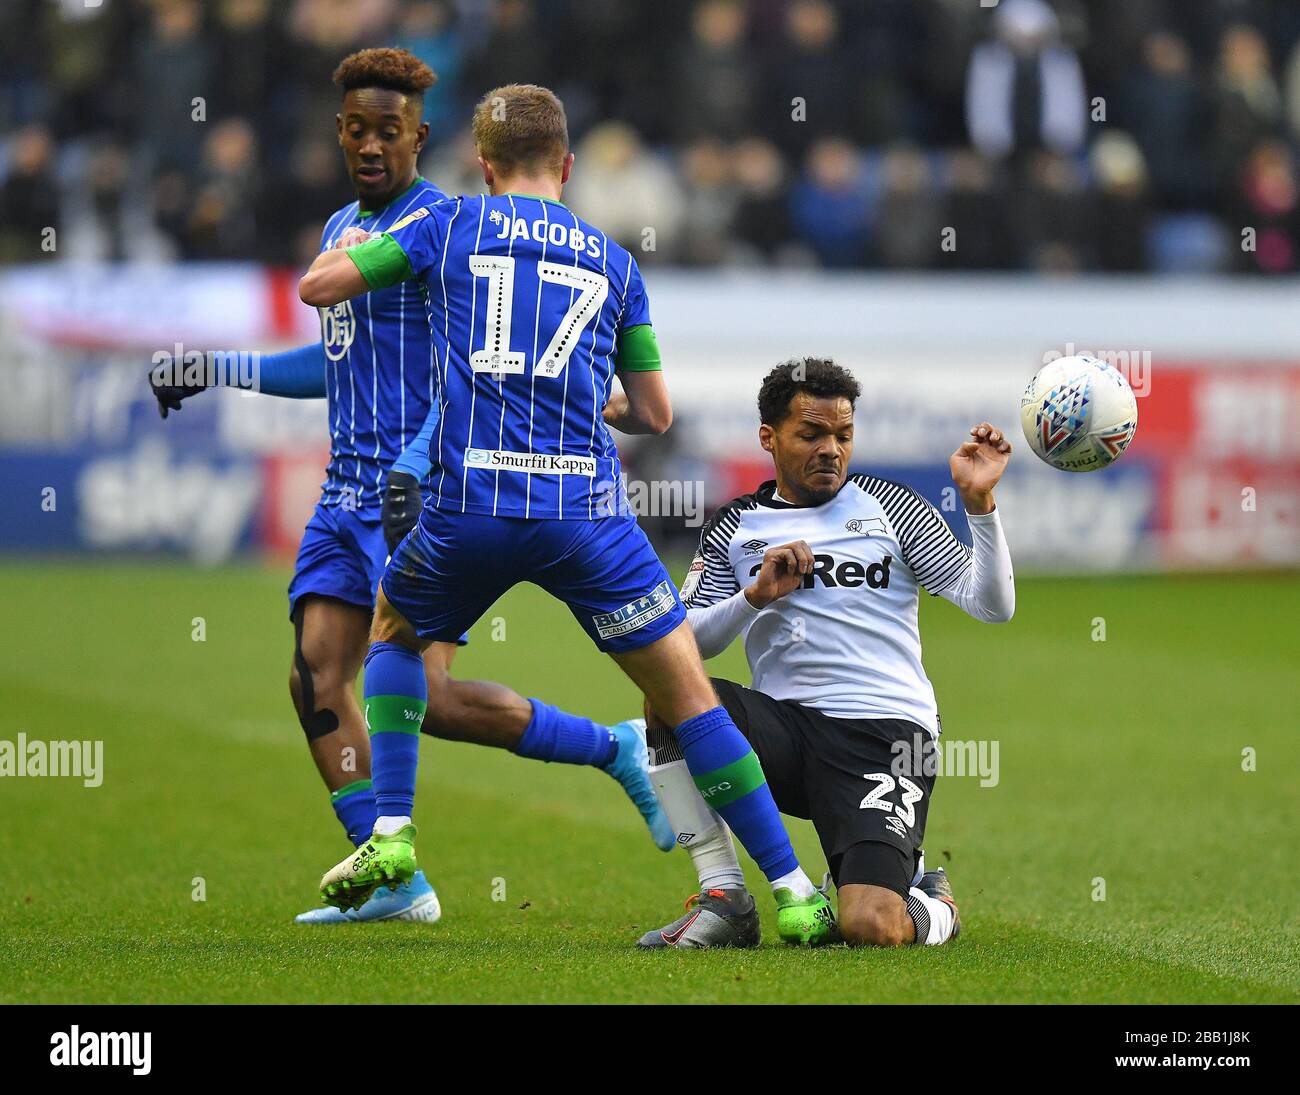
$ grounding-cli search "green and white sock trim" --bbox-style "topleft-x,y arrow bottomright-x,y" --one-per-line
364,694 -> 426,735
691,751 -> 767,810
330,778 -> 373,803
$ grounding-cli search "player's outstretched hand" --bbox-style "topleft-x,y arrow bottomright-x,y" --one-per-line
147,362 -> 208,419
744,540 -> 814,609
382,470 -> 422,553
333,227 -> 375,250
949,422 -> 1011,514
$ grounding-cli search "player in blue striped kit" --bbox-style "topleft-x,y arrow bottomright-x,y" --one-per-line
150,52 -> 671,925
300,83 -> 837,944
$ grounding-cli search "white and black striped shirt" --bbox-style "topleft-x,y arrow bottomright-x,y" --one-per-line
682,475 -> 1014,731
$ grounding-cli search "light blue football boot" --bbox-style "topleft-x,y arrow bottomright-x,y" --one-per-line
295,868 -> 441,924
604,718 -> 676,851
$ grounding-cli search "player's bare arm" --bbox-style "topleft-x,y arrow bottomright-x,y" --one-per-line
299,245 -> 372,307
605,368 -> 672,434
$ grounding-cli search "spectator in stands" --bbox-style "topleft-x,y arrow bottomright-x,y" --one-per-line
1124,30 -> 1212,210
0,0 -> 48,133
729,136 -> 799,265
671,0 -> 755,143
6,0 -> 1297,275
875,144 -> 943,269
0,126 -> 59,263
41,0 -> 120,140
1210,24 -> 1284,193
1090,131 -> 1152,272
418,124 -> 483,201
966,0 -> 1087,161
1229,139 -> 1300,274
465,0 -> 552,101
564,121 -> 685,262
394,1 -> 462,142
767,0 -> 853,159
135,0 -> 214,174
939,149 -> 1015,271
916,0 -> 989,146
184,119 -> 260,260
1012,150 -> 1091,273
676,138 -> 739,267
262,136 -> 350,266
82,141 -> 132,262
849,0 -> 925,146
214,0 -> 286,142
789,137 -> 873,268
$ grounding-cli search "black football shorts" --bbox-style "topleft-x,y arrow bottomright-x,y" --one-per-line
710,677 -> 935,897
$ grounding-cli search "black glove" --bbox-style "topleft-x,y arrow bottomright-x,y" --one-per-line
382,470 -> 422,553
148,362 -> 208,419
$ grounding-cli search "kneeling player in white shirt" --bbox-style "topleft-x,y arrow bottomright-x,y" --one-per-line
638,358 -> 1015,949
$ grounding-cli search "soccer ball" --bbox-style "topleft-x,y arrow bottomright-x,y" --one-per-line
1019,355 -> 1138,472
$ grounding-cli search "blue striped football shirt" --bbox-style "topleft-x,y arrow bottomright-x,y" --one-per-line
317,176 -> 447,509
368,193 -> 652,520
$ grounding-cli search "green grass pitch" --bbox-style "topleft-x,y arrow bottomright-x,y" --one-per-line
0,561 -> 1296,1004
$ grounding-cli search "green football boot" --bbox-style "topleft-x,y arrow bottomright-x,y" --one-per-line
774,887 -> 837,946
319,824 -> 419,911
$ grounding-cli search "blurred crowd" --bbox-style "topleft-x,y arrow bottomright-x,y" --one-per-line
4,0 -> 1300,274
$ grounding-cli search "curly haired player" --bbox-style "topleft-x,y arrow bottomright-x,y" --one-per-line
636,358 -> 1015,948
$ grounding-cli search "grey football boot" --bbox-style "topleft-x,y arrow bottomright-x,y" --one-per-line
637,887 -> 761,949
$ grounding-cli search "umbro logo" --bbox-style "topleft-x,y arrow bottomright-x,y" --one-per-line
884,815 -> 907,839
845,518 -> 887,537
676,832 -> 696,845
741,539 -> 768,556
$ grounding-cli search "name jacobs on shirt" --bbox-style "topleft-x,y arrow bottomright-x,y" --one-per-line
487,209 -> 604,258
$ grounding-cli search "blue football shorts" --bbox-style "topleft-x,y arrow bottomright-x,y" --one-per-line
287,502 -> 388,618
380,506 -> 686,653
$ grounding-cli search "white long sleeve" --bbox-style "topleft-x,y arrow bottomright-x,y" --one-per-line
936,508 -> 1015,623
687,589 -> 760,659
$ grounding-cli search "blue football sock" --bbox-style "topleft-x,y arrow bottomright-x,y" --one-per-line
675,706 -> 798,882
331,778 -> 377,847
362,642 -> 427,818
513,699 -> 618,767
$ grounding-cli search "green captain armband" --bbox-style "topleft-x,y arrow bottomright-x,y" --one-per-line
346,233 -> 413,290
615,324 -> 662,372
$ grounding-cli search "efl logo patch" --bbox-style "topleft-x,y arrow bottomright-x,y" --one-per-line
592,580 -> 676,640
679,556 -> 705,600
388,206 -> 430,233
